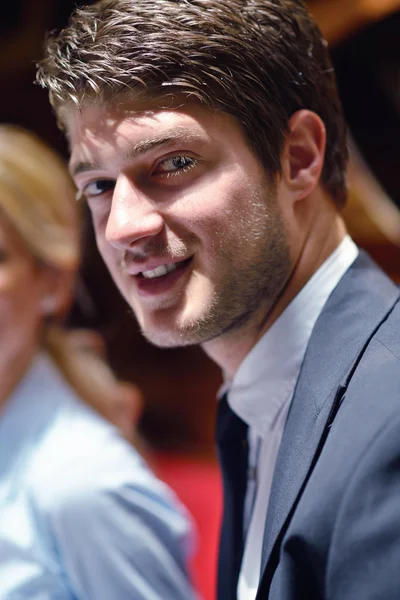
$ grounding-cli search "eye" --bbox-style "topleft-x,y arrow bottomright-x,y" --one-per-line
82,179 -> 115,198
153,155 -> 198,178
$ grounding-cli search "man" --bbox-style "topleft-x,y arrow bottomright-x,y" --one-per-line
37,1 -> 400,598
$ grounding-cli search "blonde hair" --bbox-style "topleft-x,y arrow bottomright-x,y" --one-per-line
0,125 -> 124,424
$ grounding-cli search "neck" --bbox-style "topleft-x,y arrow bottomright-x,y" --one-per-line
203,193 -> 347,378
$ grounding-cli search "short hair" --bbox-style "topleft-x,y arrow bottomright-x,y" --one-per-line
37,0 -> 348,206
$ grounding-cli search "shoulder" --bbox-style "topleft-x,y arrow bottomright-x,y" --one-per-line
8,356 -> 195,598
348,310 -> 400,413
343,296 -> 400,410
330,319 -> 400,471
46,446 -> 193,555
317,311 -> 400,507
326,397 -> 400,598
28,382 -> 192,546
327,318 -> 400,511
36,396 -> 187,515
43,418 -> 195,598
32,403 -> 194,593
374,298 -> 400,359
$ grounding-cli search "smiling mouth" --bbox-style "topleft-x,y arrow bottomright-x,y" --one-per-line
138,258 -> 192,280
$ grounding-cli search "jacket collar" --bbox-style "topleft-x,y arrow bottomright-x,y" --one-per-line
228,236 -> 358,438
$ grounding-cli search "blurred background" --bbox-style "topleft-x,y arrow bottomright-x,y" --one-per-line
2,1 -> 400,598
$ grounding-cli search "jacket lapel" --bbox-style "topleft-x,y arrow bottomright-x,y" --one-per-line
258,251 -> 400,593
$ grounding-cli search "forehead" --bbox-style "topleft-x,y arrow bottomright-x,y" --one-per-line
65,99 -> 250,171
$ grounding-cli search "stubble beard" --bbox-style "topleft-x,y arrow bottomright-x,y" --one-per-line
138,193 -> 292,349
190,199 -> 292,344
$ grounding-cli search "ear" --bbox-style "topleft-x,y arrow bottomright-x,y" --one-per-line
281,110 -> 326,202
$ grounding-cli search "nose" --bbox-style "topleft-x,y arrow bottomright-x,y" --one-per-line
105,175 -> 164,250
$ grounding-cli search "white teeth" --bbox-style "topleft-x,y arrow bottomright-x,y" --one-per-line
142,263 -> 178,279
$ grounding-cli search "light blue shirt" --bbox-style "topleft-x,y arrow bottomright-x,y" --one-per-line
0,353 -> 195,600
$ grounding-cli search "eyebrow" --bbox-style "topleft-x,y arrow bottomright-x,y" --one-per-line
69,127 -> 206,177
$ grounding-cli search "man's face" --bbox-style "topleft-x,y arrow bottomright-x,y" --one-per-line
68,100 -> 292,348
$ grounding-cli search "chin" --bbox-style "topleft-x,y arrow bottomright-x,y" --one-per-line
140,312 -> 211,348
141,326 -> 195,349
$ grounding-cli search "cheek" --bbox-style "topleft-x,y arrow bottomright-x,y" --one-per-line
0,294 -> 16,326
2,265 -> 44,311
95,237 -> 127,294
0,282 -> 40,340
0,272 -> 23,310
174,175 -> 240,234
96,237 -> 116,274
184,175 -> 254,242
88,200 -> 111,230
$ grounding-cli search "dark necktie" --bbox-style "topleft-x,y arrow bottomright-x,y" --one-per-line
216,394 -> 249,600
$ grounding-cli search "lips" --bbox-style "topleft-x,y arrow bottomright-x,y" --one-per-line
135,257 -> 193,297
141,262 -> 178,279
135,257 -> 192,279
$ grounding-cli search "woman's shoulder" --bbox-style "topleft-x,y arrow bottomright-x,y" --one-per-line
29,358 -> 188,521
30,389 -> 194,575
29,376 -> 149,504
18,356 -> 194,598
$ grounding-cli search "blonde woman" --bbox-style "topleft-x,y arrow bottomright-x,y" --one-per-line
0,126 -> 195,600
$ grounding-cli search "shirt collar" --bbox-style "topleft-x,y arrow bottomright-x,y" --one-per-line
226,236 -> 359,436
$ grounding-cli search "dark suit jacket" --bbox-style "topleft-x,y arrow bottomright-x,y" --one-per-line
254,251 -> 400,599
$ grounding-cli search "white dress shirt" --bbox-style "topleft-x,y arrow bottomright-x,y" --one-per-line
225,236 -> 359,600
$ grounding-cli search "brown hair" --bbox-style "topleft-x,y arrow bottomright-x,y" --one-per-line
37,0 -> 348,206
